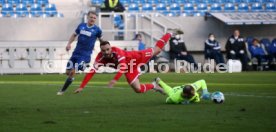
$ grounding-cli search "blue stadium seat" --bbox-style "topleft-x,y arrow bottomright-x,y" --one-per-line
212,0 -> 224,2
263,0 -> 275,2
269,38 -> 276,54
127,3 -> 139,12
119,0 -> 129,6
135,0 -> 147,5
246,36 -> 254,45
265,2 -> 276,12
163,11 -> 178,16
113,14 -> 123,27
0,0 -> 4,5
163,0 -> 172,4
260,38 -> 271,53
16,4 -> 28,12
170,3 -> 181,12
22,0 -> 35,6
156,3 -> 167,12
210,3 -> 223,12
30,4 -> 42,12
223,0 -> 236,3
91,0 -> 103,6
246,0 -> 264,3
175,0 -> 186,5
16,11 -> 29,17
147,0 -> 159,4
45,4 -> 57,12
1,4 -> 14,12
6,0 -> 20,6
30,11 -> 43,17
183,3 -> 194,11
41,12 -> 63,18
224,3 -> 235,12
2,11 -> 15,17
238,3 -> 249,12
180,12 -> 191,16
188,0 -> 200,3
251,3 -> 263,12
37,0 -> 49,6
41,13 -> 51,18
183,3 -> 195,16
196,3 -> 208,16
235,0 -> 246,3
45,10 -> 58,16
142,3 -> 153,12
203,0 -> 219,3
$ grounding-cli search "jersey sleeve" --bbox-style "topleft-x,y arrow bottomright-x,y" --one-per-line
113,47 -> 127,72
93,53 -> 104,70
75,23 -> 82,35
189,93 -> 200,103
191,79 -> 208,92
97,27 -> 103,39
113,72 -> 123,81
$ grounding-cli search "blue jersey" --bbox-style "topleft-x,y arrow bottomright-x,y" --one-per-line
72,23 -> 102,58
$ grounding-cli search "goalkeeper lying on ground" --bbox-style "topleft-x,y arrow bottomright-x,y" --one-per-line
154,78 -> 211,104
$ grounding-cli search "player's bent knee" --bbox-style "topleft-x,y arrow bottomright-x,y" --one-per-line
153,47 -> 161,56
134,89 -> 142,93
130,84 -> 142,93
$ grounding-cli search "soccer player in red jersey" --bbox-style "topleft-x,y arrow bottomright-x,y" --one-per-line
74,29 -> 183,94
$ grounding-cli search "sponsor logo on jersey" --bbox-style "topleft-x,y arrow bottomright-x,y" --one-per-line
80,30 -> 92,37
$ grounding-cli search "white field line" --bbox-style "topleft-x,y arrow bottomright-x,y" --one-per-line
1,81 -> 276,99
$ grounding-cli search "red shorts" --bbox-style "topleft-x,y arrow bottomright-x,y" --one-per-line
125,48 -> 153,84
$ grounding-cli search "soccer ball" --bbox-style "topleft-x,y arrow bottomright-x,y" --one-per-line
211,91 -> 225,104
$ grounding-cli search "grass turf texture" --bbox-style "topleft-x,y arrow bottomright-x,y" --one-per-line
0,72 -> 276,132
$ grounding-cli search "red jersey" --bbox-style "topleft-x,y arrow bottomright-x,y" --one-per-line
93,47 -> 152,70
93,47 -> 153,84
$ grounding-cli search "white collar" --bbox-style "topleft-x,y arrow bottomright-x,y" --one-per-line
86,24 -> 95,28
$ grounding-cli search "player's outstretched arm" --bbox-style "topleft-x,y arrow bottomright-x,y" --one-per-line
108,72 -> 123,88
66,33 -> 77,51
191,79 -> 210,100
74,69 -> 96,94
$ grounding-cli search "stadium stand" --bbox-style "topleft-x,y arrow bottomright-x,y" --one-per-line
2,3 -> 14,12
21,0 -> 35,6
224,3 -> 236,12
195,3 -> 208,16
237,3 -> 249,12
210,3 -> 223,12
183,3 -> 195,16
91,0 -> 102,6
88,0 -> 276,20
169,3 -> 181,16
251,2 -> 263,12
0,0 -> 63,18
155,3 -> 167,12
1,0 -> 275,74
141,3 -> 153,12
37,0 -> 49,6
265,2 -> 276,12
127,3 -> 139,12
261,38 -> 272,52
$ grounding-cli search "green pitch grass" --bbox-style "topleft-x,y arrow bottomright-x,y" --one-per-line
0,72 -> 276,132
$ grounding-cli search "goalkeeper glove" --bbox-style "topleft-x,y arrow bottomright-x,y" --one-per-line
201,89 -> 211,100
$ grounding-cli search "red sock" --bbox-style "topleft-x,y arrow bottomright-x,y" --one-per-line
139,84 -> 154,93
80,69 -> 96,88
156,33 -> 172,49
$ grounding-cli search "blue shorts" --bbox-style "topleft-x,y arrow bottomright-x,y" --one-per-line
66,55 -> 90,71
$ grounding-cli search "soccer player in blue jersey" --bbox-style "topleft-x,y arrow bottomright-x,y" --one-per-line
57,11 -> 103,95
